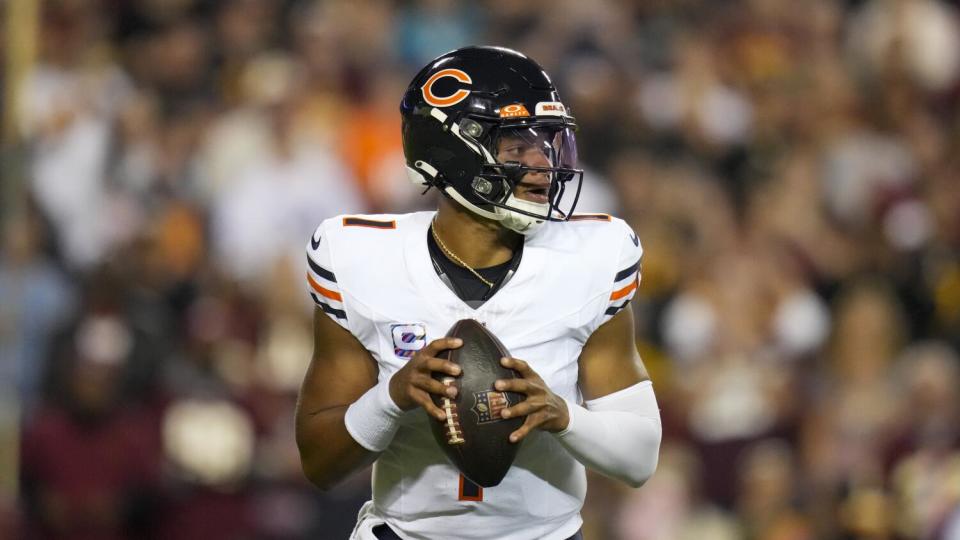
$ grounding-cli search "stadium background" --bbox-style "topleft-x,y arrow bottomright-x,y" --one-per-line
2,0 -> 960,538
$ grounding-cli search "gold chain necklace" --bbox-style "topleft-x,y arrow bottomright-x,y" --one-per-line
430,218 -> 495,288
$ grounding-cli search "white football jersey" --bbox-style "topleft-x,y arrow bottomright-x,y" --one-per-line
306,211 -> 642,540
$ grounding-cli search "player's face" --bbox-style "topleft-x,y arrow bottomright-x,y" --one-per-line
495,128 -> 556,204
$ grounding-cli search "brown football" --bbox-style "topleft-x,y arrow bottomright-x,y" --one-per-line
430,319 -> 525,487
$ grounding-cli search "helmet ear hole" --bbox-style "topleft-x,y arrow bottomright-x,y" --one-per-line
470,176 -> 511,203
471,177 -> 494,196
461,119 -> 484,139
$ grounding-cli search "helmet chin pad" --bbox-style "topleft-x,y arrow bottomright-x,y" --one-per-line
495,194 -> 549,236
442,184 -> 548,236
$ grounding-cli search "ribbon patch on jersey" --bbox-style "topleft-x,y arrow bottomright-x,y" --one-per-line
391,324 -> 426,358
471,391 -> 510,424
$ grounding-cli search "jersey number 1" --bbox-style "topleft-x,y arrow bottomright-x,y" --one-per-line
458,474 -> 483,501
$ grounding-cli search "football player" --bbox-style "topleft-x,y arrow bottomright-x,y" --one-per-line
296,46 -> 662,540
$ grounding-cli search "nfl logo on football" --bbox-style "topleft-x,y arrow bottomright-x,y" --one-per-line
472,391 -> 510,424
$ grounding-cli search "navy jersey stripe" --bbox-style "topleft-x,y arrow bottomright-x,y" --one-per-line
311,294 -> 347,320
343,217 -> 397,229
614,259 -> 641,282
307,256 -> 337,283
605,301 -> 630,316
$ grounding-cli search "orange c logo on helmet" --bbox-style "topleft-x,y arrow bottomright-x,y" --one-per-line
421,68 -> 472,107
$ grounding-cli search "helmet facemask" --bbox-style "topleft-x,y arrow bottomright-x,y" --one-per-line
470,123 -> 584,235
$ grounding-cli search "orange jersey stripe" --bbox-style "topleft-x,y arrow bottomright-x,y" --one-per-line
569,213 -> 612,222
342,217 -> 397,229
307,273 -> 342,301
610,278 -> 638,301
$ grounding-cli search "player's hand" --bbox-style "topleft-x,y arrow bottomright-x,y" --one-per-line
495,357 -> 570,443
388,338 -> 463,422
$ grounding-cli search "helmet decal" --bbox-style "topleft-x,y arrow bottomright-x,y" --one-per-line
535,102 -> 568,117
498,104 -> 531,118
421,68 -> 473,107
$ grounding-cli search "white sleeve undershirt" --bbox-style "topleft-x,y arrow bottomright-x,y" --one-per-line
554,380 -> 662,487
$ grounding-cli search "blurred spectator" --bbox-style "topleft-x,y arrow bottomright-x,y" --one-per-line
736,439 -> 814,539
0,213 -> 77,418
636,33 -> 754,153
615,443 -> 743,540
802,279 -> 908,538
888,342 -> 960,539
207,53 -> 366,288
158,397 -> 256,540
338,67 -> 420,212
847,0 -> 960,94
396,0 -> 482,67
19,3 -> 133,269
20,315 -> 161,539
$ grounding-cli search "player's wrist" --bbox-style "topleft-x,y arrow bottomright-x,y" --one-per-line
559,397 -> 571,431
344,379 -> 404,452
377,377 -> 405,417
555,397 -> 582,438
547,393 -> 571,433
387,373 -> 410,410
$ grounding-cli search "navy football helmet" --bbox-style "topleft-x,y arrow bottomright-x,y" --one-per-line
401,46 -> 583,235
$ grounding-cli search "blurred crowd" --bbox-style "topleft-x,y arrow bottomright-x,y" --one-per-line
2,0 -> 960,538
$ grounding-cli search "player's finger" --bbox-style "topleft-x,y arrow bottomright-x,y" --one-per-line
413,391 -> 448,421
509,414 -> 543,443
500,399 -> 542,419
413,374 -> 458,398
501,357 -> 539,380
423,337 -> 463,355
493,378 -> 533,395
421,357 -> 462,377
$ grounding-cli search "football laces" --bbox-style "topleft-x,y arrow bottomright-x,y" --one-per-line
440,377 -> 465,445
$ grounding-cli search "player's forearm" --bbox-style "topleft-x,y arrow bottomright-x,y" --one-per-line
295,406 -> 373,490
554,381 -> 662,488
297,378 -> 405,489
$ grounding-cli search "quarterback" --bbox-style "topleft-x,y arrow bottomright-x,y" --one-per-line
296,46 -> 662,540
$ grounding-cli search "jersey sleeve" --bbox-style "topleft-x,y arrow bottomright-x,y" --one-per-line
305,220 -> 349,330
598,219 -> 643,325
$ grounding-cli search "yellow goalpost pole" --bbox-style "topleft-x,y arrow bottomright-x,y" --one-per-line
1,0 -> 40,509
